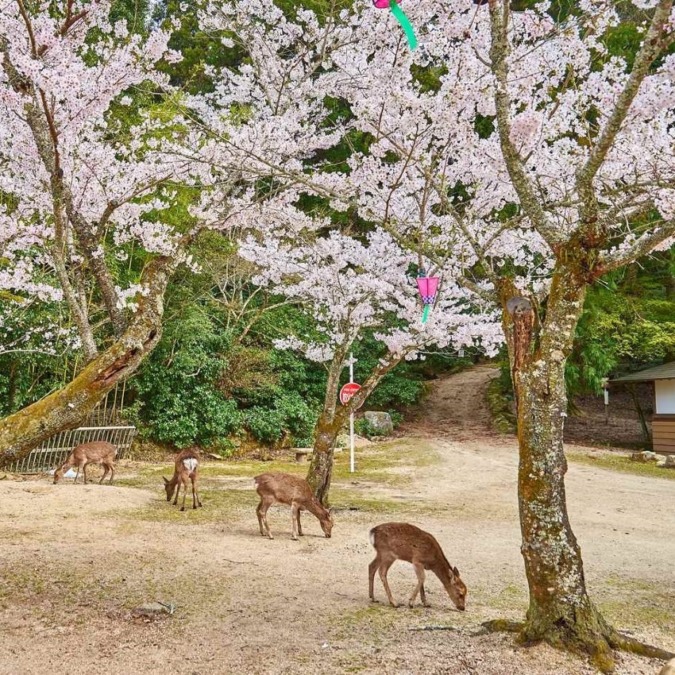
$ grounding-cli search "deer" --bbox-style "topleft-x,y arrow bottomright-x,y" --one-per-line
53,441 -> 117,485
163,448 -> 202,511
660,659 -> 675,675
368,522 -> 467,610
254,472 -> 333,541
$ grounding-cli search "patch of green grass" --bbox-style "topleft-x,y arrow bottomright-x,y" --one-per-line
332,440 -> 439,485
119,439 -> 440,494
567,451 -> 675,480
594,574 -> 675,635
113,439 -> 443,523
120,484 -> 258,524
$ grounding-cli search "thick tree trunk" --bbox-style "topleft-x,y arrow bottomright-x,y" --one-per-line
0,257 -> 177,469
515,362 -> 617,671
306,410 -> 345,506
504,274 -> 619,671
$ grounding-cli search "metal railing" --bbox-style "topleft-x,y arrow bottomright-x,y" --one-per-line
7,424 -> 137,474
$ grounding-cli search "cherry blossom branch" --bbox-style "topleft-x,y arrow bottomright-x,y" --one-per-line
576,0 -> 675,227
487,0 -> 562,248
597,221 -> 675,275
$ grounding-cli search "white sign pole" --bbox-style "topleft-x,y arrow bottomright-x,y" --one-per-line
348,352 -> 356,473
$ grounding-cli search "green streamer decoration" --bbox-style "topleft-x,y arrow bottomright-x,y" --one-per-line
373,0 -> 418,51
422,304 -> 431,324
389,1 -> 418,50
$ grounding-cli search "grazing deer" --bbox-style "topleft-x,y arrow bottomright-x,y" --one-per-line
53,441 -> 117,485
163,449 -> 202,511
254,472 -> 333,541
368,522 -> 467,610
660,659 -> 675,675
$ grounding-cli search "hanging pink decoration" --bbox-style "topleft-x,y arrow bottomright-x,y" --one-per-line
417,274 -> 439,323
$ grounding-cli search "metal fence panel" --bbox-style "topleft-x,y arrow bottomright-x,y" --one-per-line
7,425 -> 137,474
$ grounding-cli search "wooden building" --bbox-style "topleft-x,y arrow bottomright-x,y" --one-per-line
611,362 -> 675,454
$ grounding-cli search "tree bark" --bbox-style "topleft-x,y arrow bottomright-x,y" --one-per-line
306,410 -> 345,506
0,256 -> 177,469
503,271 -> 619,672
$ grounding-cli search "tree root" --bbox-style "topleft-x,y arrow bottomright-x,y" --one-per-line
607,630 -> 675,662
478,617 -> 674,674
481,619 -> 523,633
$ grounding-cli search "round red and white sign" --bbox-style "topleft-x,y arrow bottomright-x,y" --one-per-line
339,382 -> 362,406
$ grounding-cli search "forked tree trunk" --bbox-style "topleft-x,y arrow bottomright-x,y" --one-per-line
306,352 -> 404,506
0,257 -> 176,469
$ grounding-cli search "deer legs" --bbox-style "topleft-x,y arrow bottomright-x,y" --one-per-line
257,497 -> 274,539
369,556 -> 430,608
100,461 -> 115,485
369,553 -> 399,607
410,562 -> 430,608
290,503 -> 303,541
257,499 -> 304,541
191,475 -> 202,509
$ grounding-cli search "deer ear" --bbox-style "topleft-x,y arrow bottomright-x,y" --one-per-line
453,566 -> 459,576
162,477 -> 169,484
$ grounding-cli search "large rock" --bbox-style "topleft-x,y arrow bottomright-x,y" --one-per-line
664,455 -> 675,469
364,411 -> 394,436
631,450 -> 658,463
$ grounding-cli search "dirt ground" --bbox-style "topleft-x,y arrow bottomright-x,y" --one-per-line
565,384 -> 654,449
1,367 -> 674,675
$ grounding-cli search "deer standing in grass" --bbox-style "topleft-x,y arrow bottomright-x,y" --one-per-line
53,441 -> 117,485
163,449 -> 202,511
368,522 -> 467,610
254,472 -> 333,540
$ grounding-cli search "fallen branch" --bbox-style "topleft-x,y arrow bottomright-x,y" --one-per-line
409,625 -> 457,632
222,558 -> 258,566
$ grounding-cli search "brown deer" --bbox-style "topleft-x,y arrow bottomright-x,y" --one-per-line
368,522 -> 467,610
163,449 -> 202,511
254,472 -> 333,541
660,659 -> 675,675
53,441 -> 117,485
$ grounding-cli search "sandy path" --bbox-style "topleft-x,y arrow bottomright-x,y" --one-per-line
402,364 -> 499,437
1,367 -> 674,675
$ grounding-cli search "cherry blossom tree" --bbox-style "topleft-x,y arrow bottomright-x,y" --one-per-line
240,219 -> 499,503
0,0 -> 353,468
0,0 -> 196,466
214,0 -> 675,667
1,0 -> 673,668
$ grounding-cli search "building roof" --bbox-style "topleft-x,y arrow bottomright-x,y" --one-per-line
611,362 -> 675,384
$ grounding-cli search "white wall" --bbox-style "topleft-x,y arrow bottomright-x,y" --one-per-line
655,379 -> 675,414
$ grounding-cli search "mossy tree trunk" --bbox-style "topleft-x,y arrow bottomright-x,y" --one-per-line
307,410 -> 345,506
485,1 -> 675,668
0,257 -> 177,470
501,263 -> 666,671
